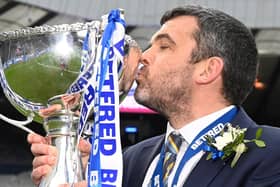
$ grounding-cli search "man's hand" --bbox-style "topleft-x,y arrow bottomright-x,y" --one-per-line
78,137 -> 91,170
27,133 -> 91,186
58,181 -> 87,187
38,93 -> 81,118
38,104 -> 62,118
27,133 -> 56,186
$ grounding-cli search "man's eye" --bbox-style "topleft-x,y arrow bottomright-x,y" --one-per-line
160,45 -> 169,50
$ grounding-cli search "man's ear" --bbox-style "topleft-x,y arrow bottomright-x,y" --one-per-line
195,57 -> 224,84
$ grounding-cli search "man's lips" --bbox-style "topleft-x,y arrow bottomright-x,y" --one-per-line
135,63 -> 145,81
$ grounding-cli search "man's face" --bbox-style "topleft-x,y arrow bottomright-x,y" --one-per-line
134,16 -> 199,114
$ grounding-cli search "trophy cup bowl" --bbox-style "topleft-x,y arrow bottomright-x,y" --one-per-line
0,18 -> 140,186
0,25 -> 82,123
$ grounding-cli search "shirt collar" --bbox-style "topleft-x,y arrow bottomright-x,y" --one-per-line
166,105 -> 235,144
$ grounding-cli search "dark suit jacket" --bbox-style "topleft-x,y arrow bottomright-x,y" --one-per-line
123,107 -> 280,187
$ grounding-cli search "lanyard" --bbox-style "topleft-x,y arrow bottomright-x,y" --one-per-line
150,107 -> 238,187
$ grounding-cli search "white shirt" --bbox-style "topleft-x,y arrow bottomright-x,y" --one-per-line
142,105 -> 234,187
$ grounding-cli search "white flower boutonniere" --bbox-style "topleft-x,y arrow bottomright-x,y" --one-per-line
204,123 -> 266,168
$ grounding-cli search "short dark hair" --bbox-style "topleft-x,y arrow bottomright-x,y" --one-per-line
160,5 -> 258,105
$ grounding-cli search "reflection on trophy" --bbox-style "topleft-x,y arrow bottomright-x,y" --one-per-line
0,9 -> 140,187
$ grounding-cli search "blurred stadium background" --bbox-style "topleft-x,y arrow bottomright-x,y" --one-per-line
0,0 -> 280,186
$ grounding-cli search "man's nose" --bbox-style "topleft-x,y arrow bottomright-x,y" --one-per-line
141,48 -> 154,65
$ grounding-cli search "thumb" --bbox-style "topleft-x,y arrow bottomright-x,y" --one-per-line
79,139 -> 91,155
58,180 -> 87,187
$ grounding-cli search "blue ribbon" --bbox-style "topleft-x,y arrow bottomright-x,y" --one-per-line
87,9 -> 126,187
99,9 -> 126,89
203,144 -> 224,160
80,31 -> 90,72
83,31 -> 89,51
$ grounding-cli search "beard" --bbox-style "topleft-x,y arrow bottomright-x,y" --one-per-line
134,81 -> 153,109
134,68 -> 193,118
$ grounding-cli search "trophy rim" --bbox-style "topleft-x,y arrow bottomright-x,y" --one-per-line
0,20 -> 101,41
0,18 -> 139,125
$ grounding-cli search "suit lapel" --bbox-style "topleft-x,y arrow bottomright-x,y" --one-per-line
184,153 -> 226,187
138,135 -> 165,184
184,107 -> 255,187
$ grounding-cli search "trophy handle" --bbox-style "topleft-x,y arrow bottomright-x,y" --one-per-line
0,112 -> 35,133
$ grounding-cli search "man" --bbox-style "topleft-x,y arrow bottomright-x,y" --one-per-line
28,5 -> 280,187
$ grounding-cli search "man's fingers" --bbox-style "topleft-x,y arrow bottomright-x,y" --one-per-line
31,165 -> 52,186
78,139 -> 91,170
32,155 -> 56,168
39,104 -> 62,117
27,133 -> 48,144
58,181 -> 87,187
31,143 -> 57,157
79,139 -> 91,155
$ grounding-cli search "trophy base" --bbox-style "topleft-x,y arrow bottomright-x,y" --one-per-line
40,95 -> 84,187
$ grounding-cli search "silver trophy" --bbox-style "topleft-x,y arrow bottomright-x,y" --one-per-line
0,10 -> 140,187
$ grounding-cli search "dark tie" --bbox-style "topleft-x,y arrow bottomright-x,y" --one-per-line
163,132 -> 183,186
